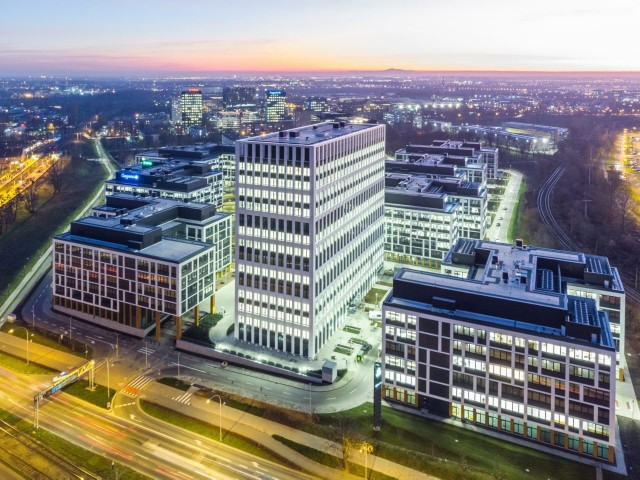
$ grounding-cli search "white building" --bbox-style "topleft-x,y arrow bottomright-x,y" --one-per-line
382,239 -> 622,463
384,174 -> 487,268
235,121 -> 385,358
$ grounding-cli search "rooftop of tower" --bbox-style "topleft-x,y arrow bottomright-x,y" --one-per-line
239,121 -> 381,146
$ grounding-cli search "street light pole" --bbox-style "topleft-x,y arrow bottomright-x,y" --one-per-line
32,306 -> 35,328
9,327 -> 30,366
207,394 -> 223,442
177,352 -> 181,378
69,317 -> 72,345
115,333 -> 119,358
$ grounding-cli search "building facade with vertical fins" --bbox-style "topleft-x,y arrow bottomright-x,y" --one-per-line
235,121 -> 385,358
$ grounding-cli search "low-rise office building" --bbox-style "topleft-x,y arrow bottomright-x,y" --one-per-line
52,194 -> 226,339
382,239 -> 621,462
106,144 -> 234,208
395,140 -> 496,183
385,173 -> 489,268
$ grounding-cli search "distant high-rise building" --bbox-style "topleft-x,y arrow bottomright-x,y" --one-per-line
265,89 -> 286,122
223,87 -> 256,107
303,96 -> 330,113
235,121 -> 386,358
171,97 -> 182,123
180,88 -> 203,127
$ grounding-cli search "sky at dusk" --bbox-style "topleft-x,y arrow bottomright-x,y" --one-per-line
1,0 -> 638,76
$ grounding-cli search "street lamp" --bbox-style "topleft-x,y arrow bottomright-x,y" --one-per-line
9,327 -> 31,366
206,394 -> 224,442
359,441 -> 374,480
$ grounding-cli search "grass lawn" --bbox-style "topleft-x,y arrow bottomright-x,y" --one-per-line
0,143 -> 108,304
273,434 -> 397,480
0,406 -> 149,479
0,350 -> 57,375
507,174 -> 526,243
62,379 -> 115,409
364,288 -> 387,305
1,322 -> 93,358
139,399 -> 297,469
204,392 -> 623,480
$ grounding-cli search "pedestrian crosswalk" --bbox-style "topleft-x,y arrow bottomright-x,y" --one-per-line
138,346 -> 155,355
172,392 -> 192,406
121,375 -> 154,398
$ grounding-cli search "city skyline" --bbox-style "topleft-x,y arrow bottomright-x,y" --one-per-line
1,0 -> 639,76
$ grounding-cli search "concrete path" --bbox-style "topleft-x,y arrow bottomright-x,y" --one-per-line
143,381 -> 438,480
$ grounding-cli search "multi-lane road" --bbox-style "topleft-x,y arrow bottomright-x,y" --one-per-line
0,350 -> 312,480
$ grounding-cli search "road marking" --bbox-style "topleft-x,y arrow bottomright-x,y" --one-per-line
349,389 -> 357,394
169,362 -> 205,373
282,392 -> 291,396
263,386 -> 272,390
327,397 -> 336,400
172,392 -> 192,406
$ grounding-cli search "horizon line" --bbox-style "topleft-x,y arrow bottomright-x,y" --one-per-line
3,68 -> 640,78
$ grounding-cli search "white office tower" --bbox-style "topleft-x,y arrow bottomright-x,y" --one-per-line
235,121 -> 386,358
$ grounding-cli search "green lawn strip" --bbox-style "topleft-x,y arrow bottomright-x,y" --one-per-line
0,350 -> 57,375
62,379 -> 115,409
138,399 -> 297,469
272,434 -> 397,480
218,395 -> 605,480
157,377 -> 191,391
0,406 -> 149,479
507,173 -> 526,243
0,322 -> 92,358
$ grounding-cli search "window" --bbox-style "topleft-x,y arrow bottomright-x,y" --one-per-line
527,406 -> 551,421
454,325 -> 474,337
501,399 -> 524,414
541,359 -> 561,372
489,332 -> 512,345
569,366 -> 594,381
541,343 -> 566,356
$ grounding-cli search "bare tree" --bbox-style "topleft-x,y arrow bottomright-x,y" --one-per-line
616,186 -> 633,234
328,414 -> 357,470
22,179 -> 39,213
47,161 -> 64,194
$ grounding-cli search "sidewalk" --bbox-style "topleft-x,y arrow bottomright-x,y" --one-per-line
143,381 -> 438,480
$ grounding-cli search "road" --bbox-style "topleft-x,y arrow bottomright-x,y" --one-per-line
0,351 -> 312,480
26,271 -> 375,414
485,169 -> 522,243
